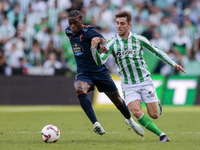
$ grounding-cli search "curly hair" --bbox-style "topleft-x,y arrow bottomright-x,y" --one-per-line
68,10 -> 83,20
115,11 -> 132,24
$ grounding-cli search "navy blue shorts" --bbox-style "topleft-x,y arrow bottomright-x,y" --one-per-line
74,70 -> 118,93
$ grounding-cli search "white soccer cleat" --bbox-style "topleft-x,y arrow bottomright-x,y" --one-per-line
93,122 -> 105,136
125,119 -> 144,137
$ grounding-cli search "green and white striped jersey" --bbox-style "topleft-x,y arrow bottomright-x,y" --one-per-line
91,32 -> 176,85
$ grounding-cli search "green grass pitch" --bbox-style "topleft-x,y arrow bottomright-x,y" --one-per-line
0,105 -> 200,150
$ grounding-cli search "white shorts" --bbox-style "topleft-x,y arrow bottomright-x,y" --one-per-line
122,79 -> 158,106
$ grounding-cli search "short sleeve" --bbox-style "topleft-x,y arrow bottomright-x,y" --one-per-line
87,27 -> 103,39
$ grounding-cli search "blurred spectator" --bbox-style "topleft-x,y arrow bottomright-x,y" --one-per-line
150,30 -> 170,74
44,39 -> 60,61
47,0 -> 62,30
5,42 -> 25,68
133,1 -> 149,23
154,0 -> 173,14
101,25 -> 115,40
34,15 -> 50,32
0,17 -> 16,49
171,5 -> 184,27
131,17 -> 146,35
20,16 -> 36,53
47,0 -> 72,11
150,30 -> 170,53
121,0 -> 135,14
16,0 -> 32,14
4,30 -> 25,54
52,23 -> 68,62
7,3 -> 24,28
159,15 -> 178,45
148,5 -> 163,28
19,57 -> 31,69
61,37 -> 76,73
174,0 -> 191,13
84,0 -> 101,25
183,18 -> 199,53
67,0 -> 83,12
0,0 -> 11,16
141,21 -> 154,40
35,25 -> 50,52
27,39 -> 44,66
31,0 -> 47,14
171,27 -> 192,61
98,3 -> 115,28
187,0 -> 200,25
59,10 -> 69,31
26,4 -> 42,27
43,52 -> 62,69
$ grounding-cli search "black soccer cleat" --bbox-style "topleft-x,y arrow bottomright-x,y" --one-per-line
159,135 -> 169,142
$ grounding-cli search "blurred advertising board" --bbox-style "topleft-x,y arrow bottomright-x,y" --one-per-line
163,76 -> 199,105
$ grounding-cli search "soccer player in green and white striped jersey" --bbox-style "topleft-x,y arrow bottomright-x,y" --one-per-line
91,11 -> 186,142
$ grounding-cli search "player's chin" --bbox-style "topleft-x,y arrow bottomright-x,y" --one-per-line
71,29 -> 77,34
118,32 -> 124,36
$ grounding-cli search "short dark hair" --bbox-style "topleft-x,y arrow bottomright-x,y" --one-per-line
115,11 -> 132,24
69,10 -> 83,20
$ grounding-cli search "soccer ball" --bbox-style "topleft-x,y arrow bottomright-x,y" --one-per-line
41,125 -> 60,143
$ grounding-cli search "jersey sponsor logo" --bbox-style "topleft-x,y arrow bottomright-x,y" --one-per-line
65,29 -> 72,34
72,44 -> 84,56
116,50 -> 137,57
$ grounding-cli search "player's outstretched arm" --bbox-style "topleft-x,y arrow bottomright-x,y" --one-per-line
174,64 -> 186,73
91,37 -> 101,50
91,38 -> 112,66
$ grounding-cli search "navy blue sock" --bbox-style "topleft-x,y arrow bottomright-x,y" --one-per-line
116,100 -> 131,119
77,92 -> 97,124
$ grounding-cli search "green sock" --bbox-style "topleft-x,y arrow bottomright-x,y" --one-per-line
137,114 -> 162,136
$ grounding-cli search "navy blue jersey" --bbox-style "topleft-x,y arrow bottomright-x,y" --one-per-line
65,25 -> 108,73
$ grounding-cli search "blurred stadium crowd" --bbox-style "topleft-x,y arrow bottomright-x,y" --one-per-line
0,0 -> 199,76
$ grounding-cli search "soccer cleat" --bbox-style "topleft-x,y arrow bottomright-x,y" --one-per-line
159,135 -> 169,142
93,122 -> 105,136
158,101 -> 162,116
125,119 -> 144,137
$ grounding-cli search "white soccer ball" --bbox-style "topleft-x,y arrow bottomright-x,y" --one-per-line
41,125 -> 60,143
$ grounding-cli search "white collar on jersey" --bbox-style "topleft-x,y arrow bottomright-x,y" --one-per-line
117,31 -> 133,41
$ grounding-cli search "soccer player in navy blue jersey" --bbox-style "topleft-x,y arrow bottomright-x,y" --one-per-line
65,10 -> 144,136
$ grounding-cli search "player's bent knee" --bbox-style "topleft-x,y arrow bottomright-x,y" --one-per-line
75,87 -> 85,94
131,110 -> 143,119
150,113 -> 159,119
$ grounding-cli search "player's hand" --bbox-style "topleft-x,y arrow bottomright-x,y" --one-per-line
91,37 -> 100,49
99,46 -> 108,54
174,64 -> 186,73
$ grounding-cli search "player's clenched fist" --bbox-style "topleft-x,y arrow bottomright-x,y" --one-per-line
91,37 -> 100,49
99,46 -> 108,54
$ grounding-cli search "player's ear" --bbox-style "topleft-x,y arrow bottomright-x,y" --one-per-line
129,23 -> 132,28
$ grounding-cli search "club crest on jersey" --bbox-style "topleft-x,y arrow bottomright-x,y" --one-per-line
72,44 -> 84,56
116,50 -> 137,57
124,45 -> 128,50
